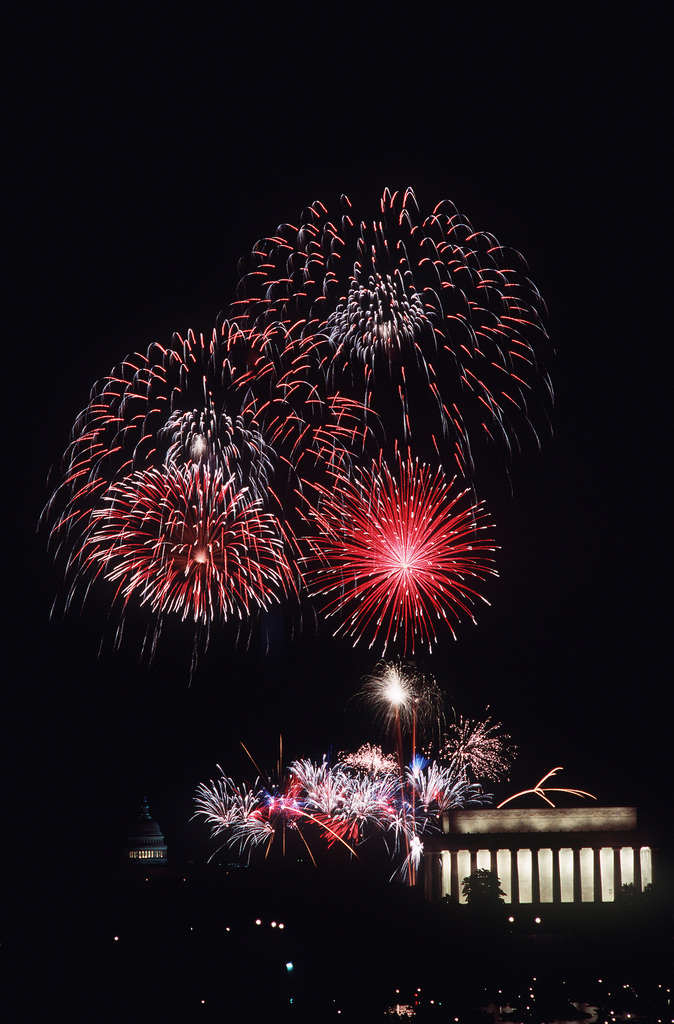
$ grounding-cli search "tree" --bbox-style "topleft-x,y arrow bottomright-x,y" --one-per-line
461,868 -> 506,908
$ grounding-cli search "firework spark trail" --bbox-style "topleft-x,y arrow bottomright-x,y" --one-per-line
233,187 -> 551,474
303,454 -> 498,654
498,767 -> 596,808
219,316 -> 373,482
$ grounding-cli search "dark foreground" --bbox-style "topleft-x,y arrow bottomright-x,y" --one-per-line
4,859 -> 672,1023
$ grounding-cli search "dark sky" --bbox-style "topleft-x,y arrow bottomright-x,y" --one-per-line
5,6 -> 670,882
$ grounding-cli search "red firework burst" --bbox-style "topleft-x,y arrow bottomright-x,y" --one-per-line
302,455 -> 498,654
80,463 -> 294,627
233,187 -> 551,475
43,327 -> 251,548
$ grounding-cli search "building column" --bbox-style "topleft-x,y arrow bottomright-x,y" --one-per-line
573,848 -> 582,904
551,848 -> 561,904
531,848 -> 540,904
593,848 -> 602,902
510,849 -> 520,904
440,850 -> 451,900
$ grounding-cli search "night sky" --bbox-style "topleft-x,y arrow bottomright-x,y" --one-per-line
6,5 -> 670,909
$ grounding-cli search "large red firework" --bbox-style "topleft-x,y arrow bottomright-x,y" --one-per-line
302,455 -> 498,654
79,463 -> 294,629
42,320 -> 369,660
233,188 -> 551,475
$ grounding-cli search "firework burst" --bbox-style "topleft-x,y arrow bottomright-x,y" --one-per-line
337,743 -> 399,777
42,319 -> 371,659
234,187 -> 551,474
303,454 -> 498,654
43,188 -> 551,672
359,661 -> 419,732
193,773 -> 278,856
193,770 -> 307,859
77,462 -> 294,658
437,712 -> 516,781
42,328 -> 274,551
408,759 -> 490,818
290,758 -> 401,846
196,747 -> 489,871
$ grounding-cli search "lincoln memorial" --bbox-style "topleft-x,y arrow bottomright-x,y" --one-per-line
422,807 -> 654,905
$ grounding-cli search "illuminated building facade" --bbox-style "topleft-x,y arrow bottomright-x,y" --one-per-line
422,807 -> 654,905
124,798 -> 168,865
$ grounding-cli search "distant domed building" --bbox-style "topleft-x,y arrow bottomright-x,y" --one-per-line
125,798 -> 168,866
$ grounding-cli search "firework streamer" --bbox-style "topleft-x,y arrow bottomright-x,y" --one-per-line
498,767 -> 596,808
234,187 -> 551,475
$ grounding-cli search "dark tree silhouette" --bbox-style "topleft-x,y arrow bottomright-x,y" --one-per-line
461,868 -> 506,907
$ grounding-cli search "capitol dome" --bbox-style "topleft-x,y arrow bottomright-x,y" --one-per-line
125,798 -> 168,865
